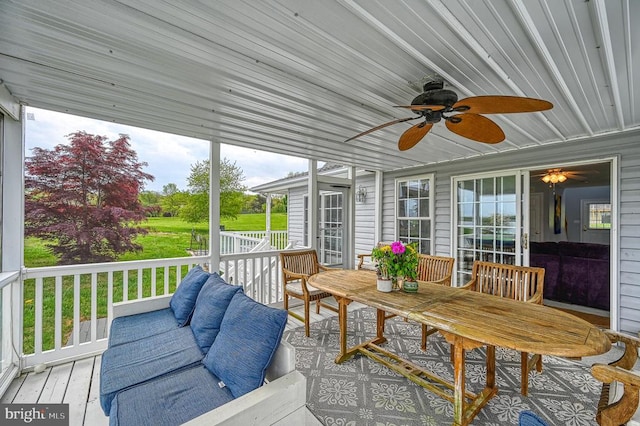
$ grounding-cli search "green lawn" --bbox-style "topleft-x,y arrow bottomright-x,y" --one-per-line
24,213 -> 288,267
22,213 -> 287,354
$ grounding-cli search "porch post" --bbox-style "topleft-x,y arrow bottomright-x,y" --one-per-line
265,193 -> 272,245
347,166 -> 356,269
374,171 -> 383,243
209,141 -> 221,270
308,160 -> 318,250
1,98 -> 24,378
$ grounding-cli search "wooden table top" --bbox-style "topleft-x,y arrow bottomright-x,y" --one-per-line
308,269 -> 611,358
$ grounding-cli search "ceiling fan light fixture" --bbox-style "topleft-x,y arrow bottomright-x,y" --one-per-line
541,170 -> 567,184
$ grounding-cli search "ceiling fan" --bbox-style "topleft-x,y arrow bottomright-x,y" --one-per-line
345,80 -> 553,151
533,168 -> 598,184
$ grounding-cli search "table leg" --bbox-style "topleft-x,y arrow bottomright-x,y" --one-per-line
377,309 -> 385,337
486,345 -> 496,389
374,309 -> 388,345
334,296 -> 354,363
450,337 -> 498,426
453,338 -> 466,426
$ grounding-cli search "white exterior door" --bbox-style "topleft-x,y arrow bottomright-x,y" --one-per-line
318,191 -> 345,266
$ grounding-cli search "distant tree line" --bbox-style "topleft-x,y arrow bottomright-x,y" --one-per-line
140,158 -> 286,220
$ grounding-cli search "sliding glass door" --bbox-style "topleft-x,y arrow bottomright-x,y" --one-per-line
453,171 -> 529,285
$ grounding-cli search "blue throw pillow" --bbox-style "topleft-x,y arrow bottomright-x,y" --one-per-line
519,411 -> 550,426
203,292 -> 287,398
190,275 -> 243,353
169,266 -> 211,326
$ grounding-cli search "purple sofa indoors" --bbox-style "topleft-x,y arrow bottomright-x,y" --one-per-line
530,241 -> 610,311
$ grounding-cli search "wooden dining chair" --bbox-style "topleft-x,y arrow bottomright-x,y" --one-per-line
280,249 -> 338,337
416,254 -> 455,350
591,330 -> 640,426
460,260 -> 545,396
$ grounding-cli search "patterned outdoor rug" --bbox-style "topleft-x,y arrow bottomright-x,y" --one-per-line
283,307 -> 602,426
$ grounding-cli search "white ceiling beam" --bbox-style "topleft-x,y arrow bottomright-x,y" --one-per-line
590,0 -> 626,129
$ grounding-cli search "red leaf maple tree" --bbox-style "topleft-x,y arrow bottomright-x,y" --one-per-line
25,131 -> 154,264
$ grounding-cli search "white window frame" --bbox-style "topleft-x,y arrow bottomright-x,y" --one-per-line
394,173 -> 435,254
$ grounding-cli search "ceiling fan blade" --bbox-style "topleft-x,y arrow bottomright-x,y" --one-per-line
344,116 -> 421,142
394,105 -> 446,112
445,113 -> 505,144
453,96 -> 553,114
567,170 -> 599,175
398,122 -> 433,151
567,174 -> 589,182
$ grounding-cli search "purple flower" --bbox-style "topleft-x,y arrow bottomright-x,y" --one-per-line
391,241 -> 405,255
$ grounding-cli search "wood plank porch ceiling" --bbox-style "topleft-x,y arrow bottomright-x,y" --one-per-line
1,0 -> 638,171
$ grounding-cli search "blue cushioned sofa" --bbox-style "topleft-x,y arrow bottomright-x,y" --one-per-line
101,267 -> 306,426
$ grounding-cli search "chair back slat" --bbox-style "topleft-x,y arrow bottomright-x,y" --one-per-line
280,249 -> 320,283
417,254 -> 455,286
470,261 -> 545,303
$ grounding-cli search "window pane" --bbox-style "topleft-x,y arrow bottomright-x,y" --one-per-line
406,199 -> 418,217
589,203 -> 611,229
398,181 -> 408,199
419,179 -> 430,197
421,220 -> 431,238
409,220 -> 420,238
481,178 -> 494,198
398,200 -> 406,217
419,198 -> 429,217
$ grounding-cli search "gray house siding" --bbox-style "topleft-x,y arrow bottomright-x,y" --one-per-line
354,174 -> 376,260
287,187 -> 307,247
619,149 -> 640,333
279,132 -> 639,334
381,170 -> 452,257
380,132 -> 639,335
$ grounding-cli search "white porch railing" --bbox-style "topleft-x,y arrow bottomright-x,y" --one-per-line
20,248 -> 293,368
220,230 -> 289,253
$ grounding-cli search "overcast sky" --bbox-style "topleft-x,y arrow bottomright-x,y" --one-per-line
24,107 -> 311,193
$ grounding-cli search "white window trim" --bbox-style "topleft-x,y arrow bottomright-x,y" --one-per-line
394,173 -> 435,254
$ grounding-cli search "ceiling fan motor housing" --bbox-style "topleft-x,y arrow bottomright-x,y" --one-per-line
411,83 -> 459,108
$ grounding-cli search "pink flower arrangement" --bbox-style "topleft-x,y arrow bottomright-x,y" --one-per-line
391,241 -> 406,255
372,241 -> 418,280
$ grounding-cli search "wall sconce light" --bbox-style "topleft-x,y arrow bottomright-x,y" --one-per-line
356,185 -> 367,203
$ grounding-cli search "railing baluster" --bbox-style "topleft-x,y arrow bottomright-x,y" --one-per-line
164,265 -> 169,295
151,267 -> 157,297
123,270 -> 129,302
91,272 -> 97,342
137,268 -> 143,300
73,274 -> 80,348
107,271 -> 113,325
55,276 -> 62,350
34,277 -> 43,355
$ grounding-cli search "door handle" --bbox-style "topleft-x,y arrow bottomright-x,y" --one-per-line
521,233 -> 528,250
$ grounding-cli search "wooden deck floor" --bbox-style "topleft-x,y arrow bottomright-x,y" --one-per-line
0,300 -> 346,426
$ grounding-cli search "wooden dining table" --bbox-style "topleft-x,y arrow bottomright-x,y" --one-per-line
307,268 -> 611,426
